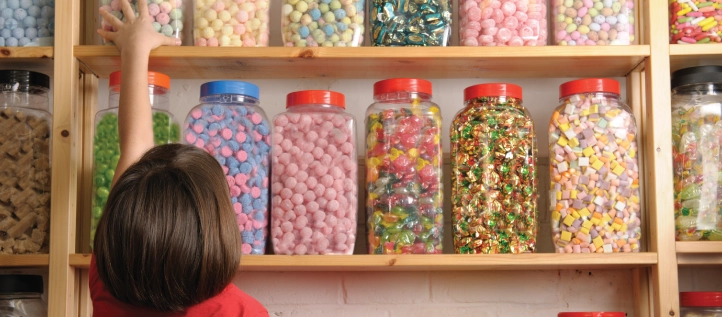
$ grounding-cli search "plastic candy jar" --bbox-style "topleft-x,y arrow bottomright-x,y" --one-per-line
671,66 -> 722,241
100,0 -> 189,45
366,78 -> 443,254
552,0 -> 635,46
370,0 -> 451,46
0,70 -> 51,255
0,0 -> 55,46
281,0 -> 364,47
681,292 -> 722,317
271,90 -> 357,255
90,71 -> 179,247
451,83 -> 538,254
193,0 -> 269,46
670,0 -> 722,44
459,0 -> 548,46
184,81 -> 270,255
0,275 -> 47,316
549,78 -> 641,253
558,313 -> 626,317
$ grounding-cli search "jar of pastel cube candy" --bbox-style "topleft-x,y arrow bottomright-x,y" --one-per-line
0,0 -> 55,47
681,292 -> 722,317
271,90 -> 358,255
99,0 -> 190,45
193,0 -> 269,46
451,83 -> 538,254
90,71 -> 179,247
549,78 -> 641,253
370,0 -> 451,46
459,0 -> 548,46
366,78 -> 443,254
281,0 -> 364,47
0,70 -> 51,255
552,0 -> 635,45
184,81 -> 270,255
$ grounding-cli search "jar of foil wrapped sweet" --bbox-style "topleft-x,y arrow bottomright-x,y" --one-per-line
366,78 -> 443,254
672,66 -> 722,241
451,83 -> 538,254
370,0 -> 452,46
549,78 -> 641,253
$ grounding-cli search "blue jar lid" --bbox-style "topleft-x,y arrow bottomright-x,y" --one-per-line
200,81 -> 259,99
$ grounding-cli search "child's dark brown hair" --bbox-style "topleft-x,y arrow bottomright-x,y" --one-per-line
93,144 -> 241,312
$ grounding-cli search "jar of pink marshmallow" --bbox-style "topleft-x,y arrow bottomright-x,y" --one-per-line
459,0 -> 548,46
271,90 -> 358,255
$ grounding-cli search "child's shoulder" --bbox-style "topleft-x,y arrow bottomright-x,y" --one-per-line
186,283 -> 269,317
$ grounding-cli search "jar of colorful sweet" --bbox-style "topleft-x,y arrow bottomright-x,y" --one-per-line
193,0 -> 269,46
281,0 -> 364,47
99,0 -> 190,45
681,292 -> 722,317
552,0 -> 635,45
459,0 -> 548,46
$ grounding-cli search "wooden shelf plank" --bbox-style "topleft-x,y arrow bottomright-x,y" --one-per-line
676,241 -> 722,253
0,254 -> 49,267
676,242 -> 722,266
0,47 -> 54,75
670,44 -> 722,72
74,45 -> 650,79
70,253 -> 657,271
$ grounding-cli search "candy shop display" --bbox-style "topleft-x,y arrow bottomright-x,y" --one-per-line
193,0 -> 269,46
100,0 -> 188,45
549,78 -> 641,253
0,70 -> 51,255
370,0 -> 451,46
184,81 -> 270,254
91,71 -> 179,247
553,0 -> 635,45
681,292 -> 722,317
0,0 -> 55,46
451,83 -> 538,254
671,66 -> 722,241
282,0 -> 364,47
366,78 -> 443,254
558,313 -> 626,317
670,0 -> 722,44
459,0 -> 548,46
271,90 -> 357,255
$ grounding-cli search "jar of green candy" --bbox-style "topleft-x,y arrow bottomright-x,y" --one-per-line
672,66 -> 722,241
451,83 -> 538,254
90,71 -> 180,247
370,0 -> 452,46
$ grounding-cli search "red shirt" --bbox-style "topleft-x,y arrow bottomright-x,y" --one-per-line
89,256 -> 269,317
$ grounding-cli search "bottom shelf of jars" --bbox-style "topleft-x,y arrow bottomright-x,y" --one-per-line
0,254 -> 49,267
676,241 -> 722,266
69,253 -> 657,271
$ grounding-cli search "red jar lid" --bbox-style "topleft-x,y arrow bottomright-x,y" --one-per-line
681,292 -> 722,307
559,78 -> 620,98
374,78 -> 432,96
464,83 -> 522,101
109,71 -> 171,90
286,90 -> 345,109
558,313 -> 626,317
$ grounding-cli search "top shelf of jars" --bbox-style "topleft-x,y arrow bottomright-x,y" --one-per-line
0,47 -> 53,75
670,45 -> 722,73
73,45 -> 650,79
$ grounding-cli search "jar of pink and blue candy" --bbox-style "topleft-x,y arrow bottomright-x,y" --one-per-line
552,0 -> 635,46
459,0 -> 548,46
184,81 -> 270,255
271,90 -> 358,255
99,0 -> 190,45
549,78 -> 641,254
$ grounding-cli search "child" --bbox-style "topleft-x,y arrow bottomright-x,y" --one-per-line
91,1 -> 269,315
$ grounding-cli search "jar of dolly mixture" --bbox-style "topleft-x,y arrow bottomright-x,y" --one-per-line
669,0 -> 722,44
0,70 -> 51,255
281,0 -> 364,47
184,81 -> 270,255
99,0 -> 190,45
370,0 -> 452,46
0,275 -> 47,316
459,0 -> 548,46
193,0 -> 269,46
451,83 -> 538,254
681,292 -> 722,317
549,78 -> 641,253
552,0 -> 635,45
271,90 -> 358,255
672,66 -> 722,241
366,78 -> 443,254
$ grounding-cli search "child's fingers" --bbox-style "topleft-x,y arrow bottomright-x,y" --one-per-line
136,0 -> 149,19
97,29 -> 118,42
158,34 -> 181,46
120,0 -> 135,22
99,8 -> 124,30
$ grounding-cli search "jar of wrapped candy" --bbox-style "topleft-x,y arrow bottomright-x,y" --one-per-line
671,66 -> 722,241
370,0 -> 451,46
0,0 -> 55,46
0,275 -> 47,316
99,0 -> 189,45
459,0 -> 548,46
670,0 -> 722,44
271,90 -> 357,255
281,0 -> 364,47
184,81 -> 270,254
193,0 -> 269,46
366,78 -> 443,254
681,292 -> 722,317
0,70 -> 51,255
91,71 -> 179,247
549,78 -> 641,253
451,83 -> 538,254
553,0 -> 635,45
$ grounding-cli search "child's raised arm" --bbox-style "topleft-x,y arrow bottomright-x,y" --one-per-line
97,0 -> 180,186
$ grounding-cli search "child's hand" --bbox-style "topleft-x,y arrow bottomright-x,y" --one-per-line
97,0 -> 180,56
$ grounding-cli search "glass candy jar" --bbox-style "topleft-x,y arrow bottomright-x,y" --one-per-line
459,0 -> 548,46
370,0 -> 452,46
0,275 -> 47,317
552,0 -> 635,45
193,0 -> 269,46
681,292 -> 722,317
0,0 -> 55,46
100,0 -> 189,45
281,0 -> 365,47
670,0 -> 722,44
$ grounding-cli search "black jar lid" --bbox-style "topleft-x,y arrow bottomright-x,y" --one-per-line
671,66 -> 722,90
0,70 -> 50,91
0,275 -> 43,294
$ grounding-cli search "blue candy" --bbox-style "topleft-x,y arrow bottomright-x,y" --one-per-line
241,143 -> 253,152
7,0 -> 18,9
19,0 -> 29,9
255,124 -> 269,136
1,28 -> 11,39
13,8 -> 25,20
5,36 -> 17,46
241,231 -> 254,243
5,17 -> 17,29
10,25 -> 22,37
229,166 -> 240,175
0,0 -> 6,10
236,106 -> 247,116
240,193 -> 251,206
27,5 -> 37,16
252,199 -> 264,211
36,26 -> 48,37
228,140 -> 240,151
2,8 -> 13,19
298,25 -> 309,38
239,162 -> 252,174
231,197 -> 237,204
212,105 -> 224,117
253,229 -> 264,240
0,37 -> 4,46
17,36 -> 28,45
242,204 -> 252,214
309,8 -> 321,20
216,156 -> 226,166
323,24 -> 334,36
208,122 -> 221,131
333,8 -> 345,20
355,0 -> 364,13
39,5 -> 51,18
336,22 -> 348,32
22,15 -> 34,27
321,0 -> 331,4
24,27 -> 36,39
226,156 -> 239,169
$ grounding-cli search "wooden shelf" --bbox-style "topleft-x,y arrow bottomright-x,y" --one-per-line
0,47 -> 54,75
70,253 -> 657,271
670,44 -> 722,72
676,241 -> 722,266
74,45 -> 650,79
0,254 -> 49,267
